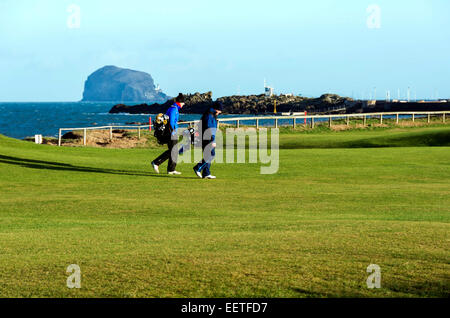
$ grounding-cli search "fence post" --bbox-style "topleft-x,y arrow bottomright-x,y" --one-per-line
83,128 -> 87,146
58,129 -> 62,147
256,118 -> 259,129
396,113 -> 399,124
363,115 -> 367,126
109,126 -> 113,141
311,117 -> 315,128
328,117 -> 332,128
237,120 -> 240,128
138,127 -> 141,140
380,114 -> 383,125
444,113 -> 446,123
412,114 -> 415,122
293,117 -> 296,129
275,118 -> 278,128
427,114 -> 431,123
346,116 -> 350,126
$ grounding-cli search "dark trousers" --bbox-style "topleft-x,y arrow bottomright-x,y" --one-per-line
153,139 -> 178,172
194,141 -> 215,177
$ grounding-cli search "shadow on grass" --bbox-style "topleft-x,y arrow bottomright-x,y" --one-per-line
290,287 -> 331,298
0,154 -> 193,179
292,283 -> 449,298
384,276 -> 450,298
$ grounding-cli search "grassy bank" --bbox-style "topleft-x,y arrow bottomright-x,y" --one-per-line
0,126 -> 449,297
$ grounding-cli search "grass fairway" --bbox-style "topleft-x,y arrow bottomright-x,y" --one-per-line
0,126 -> 449,298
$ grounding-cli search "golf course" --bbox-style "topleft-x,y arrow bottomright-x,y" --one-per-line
0,123 -> 449,298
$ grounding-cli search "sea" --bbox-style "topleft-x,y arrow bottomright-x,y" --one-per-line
0,102 -> 263,140
0,102 -> 415,140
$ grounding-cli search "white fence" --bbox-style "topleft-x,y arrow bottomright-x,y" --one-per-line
58,111 -> 449,146
58,125 -> 151,146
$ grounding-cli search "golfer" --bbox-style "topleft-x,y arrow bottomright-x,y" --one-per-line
151,93 -> 185,175
193,102 -> 223,179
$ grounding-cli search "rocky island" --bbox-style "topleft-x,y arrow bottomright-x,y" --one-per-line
82,65 -> 170,103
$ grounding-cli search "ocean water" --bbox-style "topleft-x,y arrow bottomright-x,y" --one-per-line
0,102 -> 417,140
0,102 -> 252,139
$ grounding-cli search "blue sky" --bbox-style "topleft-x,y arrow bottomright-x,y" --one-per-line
0,0 -> 449,101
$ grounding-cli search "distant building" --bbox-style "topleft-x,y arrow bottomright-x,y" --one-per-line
264,79 -> 274,97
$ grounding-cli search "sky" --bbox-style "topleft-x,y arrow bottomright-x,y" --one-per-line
0,0 -> 449,101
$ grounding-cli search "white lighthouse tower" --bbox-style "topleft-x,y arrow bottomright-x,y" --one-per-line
264,79 -> 274,97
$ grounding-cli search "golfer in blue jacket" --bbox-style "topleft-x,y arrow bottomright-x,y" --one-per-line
152,93 -> 184,175
193,102 -> 223,179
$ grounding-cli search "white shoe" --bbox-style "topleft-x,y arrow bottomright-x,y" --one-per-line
193,167 -> 202,178
204,175 -> 216,179
151,162 -> 159,174
168,171 -> 182,175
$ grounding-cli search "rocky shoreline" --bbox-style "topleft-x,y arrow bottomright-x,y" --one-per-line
109,92 -> 360,115
109,92 -> 450,115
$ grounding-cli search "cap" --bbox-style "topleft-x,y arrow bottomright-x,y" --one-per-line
175,93 -> 185,103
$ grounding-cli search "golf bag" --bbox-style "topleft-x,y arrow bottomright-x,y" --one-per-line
153,113 -> 171,145
179,127 -> 201,154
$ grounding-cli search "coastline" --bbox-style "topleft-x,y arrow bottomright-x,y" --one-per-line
108,92 -> 450,115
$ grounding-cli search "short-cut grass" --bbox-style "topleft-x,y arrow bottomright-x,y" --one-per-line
0,125 -> 449,298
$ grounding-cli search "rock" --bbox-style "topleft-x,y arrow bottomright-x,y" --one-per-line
109,92 -> 214,114
109,103 -> 151,114
62,131 -> 82,139
109,92 -> 361,115
125,122 -> 146,125
82,65 -> 170,103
